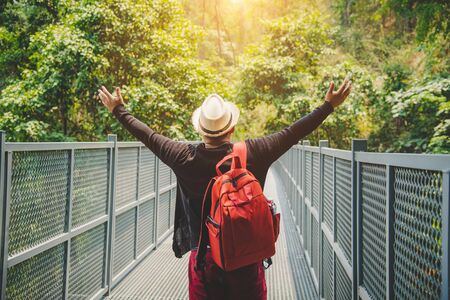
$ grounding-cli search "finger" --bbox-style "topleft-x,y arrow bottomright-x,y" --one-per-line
98,90 -> 109,103
327,81 -> 335,94
337,78 -> 349,94
101,86 -> 113,99
98,90 -> 104,100
98,92 -> 106,105
97,90 -> 103,100
343,81 -> 352,94
116,87 -> 122,99
343,85 -> 352,97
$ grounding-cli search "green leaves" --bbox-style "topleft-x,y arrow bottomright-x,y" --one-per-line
0,0 -> 222,142
0,0 -> 447,154
385,78 -> 450,153
236,11 -> 333,111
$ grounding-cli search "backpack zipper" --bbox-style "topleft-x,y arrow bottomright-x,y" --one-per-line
206,215 -> 220,228
214,172 -> 250,216
221,172 -> 248,188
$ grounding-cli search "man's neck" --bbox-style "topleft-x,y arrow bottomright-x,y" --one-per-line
204,141 -> 230,149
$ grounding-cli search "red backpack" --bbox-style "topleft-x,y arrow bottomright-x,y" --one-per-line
195,141 -> 280,272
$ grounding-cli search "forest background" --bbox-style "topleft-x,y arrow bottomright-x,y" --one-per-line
0,0 -> 448,153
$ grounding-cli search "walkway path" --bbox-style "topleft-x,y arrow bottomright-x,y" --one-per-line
108,168 -> 318,299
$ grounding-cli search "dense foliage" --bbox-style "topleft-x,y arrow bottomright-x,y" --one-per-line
0,0 -> 223,142
0,0 -> 448,153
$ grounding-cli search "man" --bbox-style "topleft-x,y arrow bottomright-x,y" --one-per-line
98,79 -> 351,299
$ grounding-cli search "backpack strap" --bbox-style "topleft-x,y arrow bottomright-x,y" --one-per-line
232,141 -> 247,169
195,178 -> 215,271
216,153 -> 242,176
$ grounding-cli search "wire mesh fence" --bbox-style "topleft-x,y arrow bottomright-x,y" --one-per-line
275,139 -> 449,300
0,133 -> 178,300
0,132 -> 448,300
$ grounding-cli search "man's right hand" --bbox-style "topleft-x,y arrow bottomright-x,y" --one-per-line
98,86 -> 125,113
325,78 -> 352,109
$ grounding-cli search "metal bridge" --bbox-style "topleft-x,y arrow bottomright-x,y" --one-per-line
0,131 -> 448,300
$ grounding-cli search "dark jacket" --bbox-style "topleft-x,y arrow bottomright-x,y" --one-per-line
112,100 -> 334,258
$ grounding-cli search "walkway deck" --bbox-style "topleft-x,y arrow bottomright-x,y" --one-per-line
108,168 -> 318,299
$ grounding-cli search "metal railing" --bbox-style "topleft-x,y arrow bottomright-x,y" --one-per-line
0,132 -> 179,299
1,131 -> 449,300
275,139 -> 449,300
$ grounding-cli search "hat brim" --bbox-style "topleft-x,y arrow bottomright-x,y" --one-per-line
192,101 -> 240,137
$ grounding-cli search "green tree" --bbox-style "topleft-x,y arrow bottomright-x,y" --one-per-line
386,78 -> 450,153
0,0 -> 224,142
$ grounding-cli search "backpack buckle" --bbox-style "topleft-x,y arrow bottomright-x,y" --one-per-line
262,257 -> 273,270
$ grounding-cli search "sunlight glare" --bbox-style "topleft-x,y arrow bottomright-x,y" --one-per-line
229,0 -> 244,5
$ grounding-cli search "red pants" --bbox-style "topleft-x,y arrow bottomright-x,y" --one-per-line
188,249 -> 267,300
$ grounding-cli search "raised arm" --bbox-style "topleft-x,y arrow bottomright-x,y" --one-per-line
98,86 -> 190,170
247,78 -> 352,166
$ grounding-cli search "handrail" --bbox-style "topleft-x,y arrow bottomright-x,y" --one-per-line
275,139 -> 449,300
0,131 -> 191,299
0,131 -> 448,300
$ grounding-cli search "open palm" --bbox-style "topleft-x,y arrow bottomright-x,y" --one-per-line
98,86 -> 125,112
325,78 -> 352,109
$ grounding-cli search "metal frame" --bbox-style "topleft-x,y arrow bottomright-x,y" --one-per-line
442,170 -> 449,300
318,140 -> 328,298
356,159 -> 367,300
1,151 -> 11,300
385,165 -> 395,299
275,138 -> 449,300
110,142 -> 170,290
6,142 -> 114,151
0,134 -> 199,299
0,131 -> 8,300
63,148 -> 75,299
154,159 -> 160,246
134,146 -> 141,261
1,134 -> 449,299
2,143 -> 111,299
300,141 -> 306,248
0,132 -> 179,299
332,154 -> 337,300
351,139 -> 367,300
106,134 -> 118,294
355,151 -> 449,171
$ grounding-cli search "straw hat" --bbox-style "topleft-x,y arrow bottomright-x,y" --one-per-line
192,94 -> 240,137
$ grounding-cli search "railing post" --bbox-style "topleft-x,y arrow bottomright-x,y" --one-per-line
154,158 -> 160,248
63,148 -> 75,299
134,146 -> 141,260
332,154 -> 337,300
297,141 -> 302,233
302,140 -> 309,248
287,149 -> 295,209
385,165 -> 395,299
318,140 -> 328,298
352,139 -> 367,300
442,169 -> 449,300
106,134 -> 118,294
0,131 -> 8,300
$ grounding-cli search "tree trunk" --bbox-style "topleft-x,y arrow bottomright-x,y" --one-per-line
344,0 -> 353,26
215,0 -> 222,58
199,0 -> 207,59
218,12 -> 237,65
61,93 -> 68,137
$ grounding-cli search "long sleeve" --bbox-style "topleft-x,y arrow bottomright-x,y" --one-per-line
246,100 -> 334,167
112,104 -> 190,170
